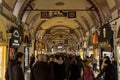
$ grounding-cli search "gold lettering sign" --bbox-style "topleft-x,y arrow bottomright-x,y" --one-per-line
99,41 -> 110,47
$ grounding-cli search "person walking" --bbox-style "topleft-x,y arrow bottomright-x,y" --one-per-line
68,57 -> 80,80
30,54 -> 52,80
82,60 -> 94,80
5,52 -> 24,80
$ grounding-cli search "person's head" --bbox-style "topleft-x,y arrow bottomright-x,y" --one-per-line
104,56 -> 110,61
37,54 -> 43,61
49,56 -> 54,62
15,52 -> 24,62
59,56 -> 63,60
84,60 -> 91,67
31,54 -> 35,57
104,59 -> 111,67
104,54 -> 106,57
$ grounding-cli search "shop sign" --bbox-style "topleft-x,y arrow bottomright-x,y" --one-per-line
10,38 -> 20,48
10,27 -> 21,48
99,41 -> 110,47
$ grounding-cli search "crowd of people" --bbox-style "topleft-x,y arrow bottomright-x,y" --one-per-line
30,53 -> 118,80
5,52 -> 118,80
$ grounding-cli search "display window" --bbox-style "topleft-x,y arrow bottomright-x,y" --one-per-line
0,46 -> 7,80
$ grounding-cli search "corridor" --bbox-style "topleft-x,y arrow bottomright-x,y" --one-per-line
0,0 -> 120,80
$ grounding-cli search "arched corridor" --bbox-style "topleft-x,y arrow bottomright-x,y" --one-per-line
0,0 -> 120,80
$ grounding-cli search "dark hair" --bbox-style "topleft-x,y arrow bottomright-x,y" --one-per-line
15,52 -> 24,60
104,56 -> 110,61
104,59 -> 111,65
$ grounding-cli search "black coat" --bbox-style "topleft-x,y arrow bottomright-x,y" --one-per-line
30,61 -> 52,80
54,61 -> 65,80
5,60 -> 24,80
97,64 -> 117,80
69,62 -> 80,80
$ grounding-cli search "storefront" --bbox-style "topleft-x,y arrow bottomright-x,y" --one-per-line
0,19 -> 7,80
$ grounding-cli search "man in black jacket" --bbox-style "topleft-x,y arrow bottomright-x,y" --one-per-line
96,58 -> 117,80
5,52 -> 24,80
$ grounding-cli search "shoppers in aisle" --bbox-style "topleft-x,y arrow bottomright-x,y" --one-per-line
5,52 -> 24,80
30,54 -> 52,80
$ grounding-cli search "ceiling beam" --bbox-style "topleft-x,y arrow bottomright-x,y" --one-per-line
25,9 -> 96,11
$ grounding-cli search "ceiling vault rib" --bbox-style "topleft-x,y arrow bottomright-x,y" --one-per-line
25,9 -> 96,11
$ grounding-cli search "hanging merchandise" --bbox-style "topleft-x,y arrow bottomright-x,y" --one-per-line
93,32 -> 98,45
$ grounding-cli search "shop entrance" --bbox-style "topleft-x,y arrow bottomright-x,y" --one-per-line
0,45 -> 7,80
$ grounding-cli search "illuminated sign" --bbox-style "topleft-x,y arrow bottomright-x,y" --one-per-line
10,38 -> 20,48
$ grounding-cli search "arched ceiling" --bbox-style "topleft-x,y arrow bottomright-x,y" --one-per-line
0,0 -> 119,46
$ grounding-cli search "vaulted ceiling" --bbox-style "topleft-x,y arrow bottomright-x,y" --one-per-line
0,0 -> 119,46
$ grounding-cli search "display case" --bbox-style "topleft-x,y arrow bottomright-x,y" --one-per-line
117,45 -> 120,79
